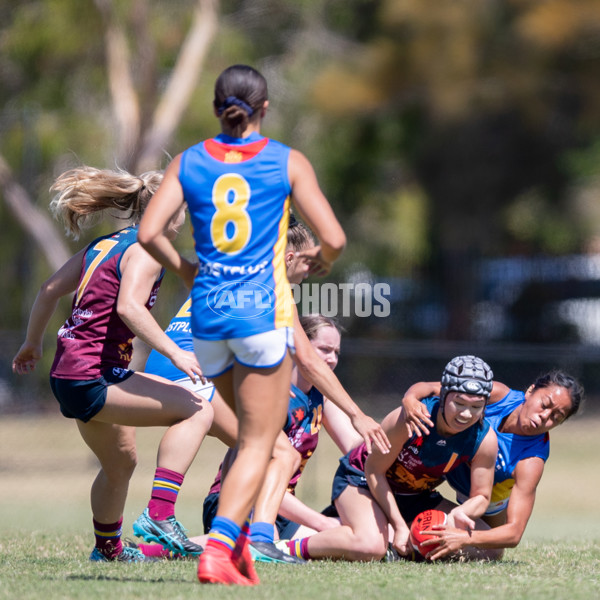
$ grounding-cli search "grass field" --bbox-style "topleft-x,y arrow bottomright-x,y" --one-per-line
1,414 -> 599,599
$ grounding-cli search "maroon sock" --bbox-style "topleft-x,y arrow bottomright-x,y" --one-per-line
286,537 -> 310,560
93,517 -> 123,559
147,467 -> 184,520
138,542 -> 175,559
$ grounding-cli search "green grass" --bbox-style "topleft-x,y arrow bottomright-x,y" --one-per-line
1,534 -> 599,600
1,415 -> 600,599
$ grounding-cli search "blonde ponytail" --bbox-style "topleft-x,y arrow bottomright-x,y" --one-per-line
50,166 -> 163,238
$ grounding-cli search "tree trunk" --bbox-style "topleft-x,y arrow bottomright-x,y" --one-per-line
0,155 -> 71,271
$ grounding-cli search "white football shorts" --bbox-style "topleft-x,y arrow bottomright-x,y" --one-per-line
193,327 -> 295,378
172,377 -> 216,402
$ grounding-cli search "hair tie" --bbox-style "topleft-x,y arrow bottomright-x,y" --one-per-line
218,96 -> 254,117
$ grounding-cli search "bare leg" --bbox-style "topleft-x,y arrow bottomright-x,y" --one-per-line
76,421 -> 137,524
95,372 -> 213,474
210,369 -> 239,481
209,390 -> 239,448
304,486 -> 389,561
214,354 -> 292,527
252,432 -> 301,526
88,373 -> 214,558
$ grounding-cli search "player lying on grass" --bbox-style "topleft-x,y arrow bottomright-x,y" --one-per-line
282,355 -> 498,562
401,369 -> 584,560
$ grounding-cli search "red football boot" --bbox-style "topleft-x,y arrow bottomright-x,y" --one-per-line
197,545 -> 256,586
234,535 -> 260,585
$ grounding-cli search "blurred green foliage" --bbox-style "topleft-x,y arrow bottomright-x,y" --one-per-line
3,0 -> 600,398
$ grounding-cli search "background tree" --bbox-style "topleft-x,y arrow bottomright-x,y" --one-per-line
297,0 -> 600,338
0,0 -> 220,394
2,0 -> 600,406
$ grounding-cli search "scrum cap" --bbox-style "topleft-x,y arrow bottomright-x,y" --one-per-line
441,355 -> 493,400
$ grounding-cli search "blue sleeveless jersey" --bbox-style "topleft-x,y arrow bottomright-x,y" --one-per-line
144,296 -> 194,382
446,389 -> 550,513
348,396 -> 490,494
179,132 -> 294,340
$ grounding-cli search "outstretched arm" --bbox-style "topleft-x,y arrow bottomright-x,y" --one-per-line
12,250 -> 84,375
477,457 -> 545,547
288,149 -> 345,276
293,307 -> 390,455
322,399 -> 363,455
425,448 -> 543,560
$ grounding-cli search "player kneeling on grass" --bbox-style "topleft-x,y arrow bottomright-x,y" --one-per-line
283,355 -> 498,562
401,369 -> 584,560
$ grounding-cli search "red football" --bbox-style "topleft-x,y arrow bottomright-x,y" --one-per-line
409,509 -> 447,557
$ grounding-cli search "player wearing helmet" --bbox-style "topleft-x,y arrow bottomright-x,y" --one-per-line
282,356 -> 498,562
401,368 -> 584,560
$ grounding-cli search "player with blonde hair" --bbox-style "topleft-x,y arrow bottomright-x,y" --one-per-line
12,166 -> 213,562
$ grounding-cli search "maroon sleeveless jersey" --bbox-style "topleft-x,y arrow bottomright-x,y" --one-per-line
50,226 -> 163,380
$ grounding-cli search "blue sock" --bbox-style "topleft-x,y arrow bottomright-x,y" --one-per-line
250,521 -> 275,544
207,516 -> 241,552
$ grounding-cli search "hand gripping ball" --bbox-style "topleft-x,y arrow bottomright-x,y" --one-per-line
409,509 -> 447,557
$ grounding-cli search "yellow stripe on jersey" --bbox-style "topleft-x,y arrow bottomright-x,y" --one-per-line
443,452 -> 459,473
76,238 -> 118,306
273,197 -> 294,329
491,478 -> 515,503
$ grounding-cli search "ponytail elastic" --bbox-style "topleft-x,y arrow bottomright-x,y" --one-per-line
217,96 -> 254,117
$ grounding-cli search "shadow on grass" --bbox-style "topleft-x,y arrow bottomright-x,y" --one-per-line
61,573 -> 196,584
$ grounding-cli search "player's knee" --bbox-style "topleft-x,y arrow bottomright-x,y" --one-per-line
181,391 -> 214,425
352,533 -> 387,561
272,439 -> 301,472
102,448 -> 137,481
194,395 -> 214,423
